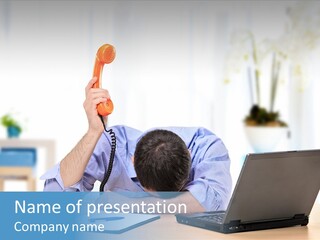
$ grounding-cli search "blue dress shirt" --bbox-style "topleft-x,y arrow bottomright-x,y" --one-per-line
41,125 -> 232,211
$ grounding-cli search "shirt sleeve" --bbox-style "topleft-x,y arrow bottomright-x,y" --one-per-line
184,128 -> 232,211
40,163 -> 85,191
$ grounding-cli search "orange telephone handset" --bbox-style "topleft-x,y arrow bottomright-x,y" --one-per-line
93,44 -> 116,116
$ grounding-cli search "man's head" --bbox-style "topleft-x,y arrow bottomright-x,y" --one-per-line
134,129 -> 191,191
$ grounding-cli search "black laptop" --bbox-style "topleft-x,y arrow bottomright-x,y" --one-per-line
176,149 -> 320,233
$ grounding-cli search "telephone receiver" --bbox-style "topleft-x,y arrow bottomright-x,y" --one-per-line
93,44 -> 116,116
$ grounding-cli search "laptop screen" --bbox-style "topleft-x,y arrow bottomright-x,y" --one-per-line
224,150 -> 320,224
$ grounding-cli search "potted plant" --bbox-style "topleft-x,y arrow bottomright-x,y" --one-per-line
1,113 -> 22,138
244,105 -> 289,153
225,2 -> 320,152
244,105 -> 287,127
242,35 -> 289,153
225,30 -> 289,152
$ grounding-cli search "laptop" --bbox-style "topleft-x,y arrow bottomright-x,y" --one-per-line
176,149 -> 320,233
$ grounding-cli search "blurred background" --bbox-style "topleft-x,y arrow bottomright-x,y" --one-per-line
0,0 -> 319,191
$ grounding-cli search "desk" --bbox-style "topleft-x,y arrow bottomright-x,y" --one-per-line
87,203 -> 320,240
0,139 -> 55,191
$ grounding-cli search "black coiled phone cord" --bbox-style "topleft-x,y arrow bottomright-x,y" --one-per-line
99,115 -> 117,192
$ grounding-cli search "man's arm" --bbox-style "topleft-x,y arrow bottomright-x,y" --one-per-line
60,77 -> 111,188
183,128 -> 232,211
60,129 -> 101,187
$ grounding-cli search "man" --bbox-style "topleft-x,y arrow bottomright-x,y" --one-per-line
41,77 -> 232,212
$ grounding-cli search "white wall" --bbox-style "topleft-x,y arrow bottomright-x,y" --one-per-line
1,1 -> 320,190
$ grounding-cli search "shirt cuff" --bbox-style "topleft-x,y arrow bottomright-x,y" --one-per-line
40,163 -> 83,192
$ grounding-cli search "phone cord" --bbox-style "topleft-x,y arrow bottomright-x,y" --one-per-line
99,115 -> 117,192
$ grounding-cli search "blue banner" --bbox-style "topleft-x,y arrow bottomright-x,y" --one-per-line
0,192 -> 186,240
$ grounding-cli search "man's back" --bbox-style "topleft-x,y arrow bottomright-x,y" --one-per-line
42,125 -> 232,211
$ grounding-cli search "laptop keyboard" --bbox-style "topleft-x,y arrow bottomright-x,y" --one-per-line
195,213 -> 225,224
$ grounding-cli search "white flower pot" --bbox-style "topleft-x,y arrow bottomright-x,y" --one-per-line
244,126 -> 289,153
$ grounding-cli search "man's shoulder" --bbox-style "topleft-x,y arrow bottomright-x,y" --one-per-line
106,125 -> 143,144
105,125 -> 220,145
109,125 -> 140,133
150,127 -> 220,148
161,126 -> 217,138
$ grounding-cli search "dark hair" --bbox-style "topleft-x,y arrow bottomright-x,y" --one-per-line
134,129 -> 191,191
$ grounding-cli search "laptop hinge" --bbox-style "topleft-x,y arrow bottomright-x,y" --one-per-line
294,213 -> 308,226
293,213 -> 306,219
229,220 -> 241,226
224,220 -> 241,232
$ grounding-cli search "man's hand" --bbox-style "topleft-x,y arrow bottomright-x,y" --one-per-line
83,77 -> 111,134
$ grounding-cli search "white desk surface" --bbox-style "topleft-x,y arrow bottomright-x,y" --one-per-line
84,203 -> 320,240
